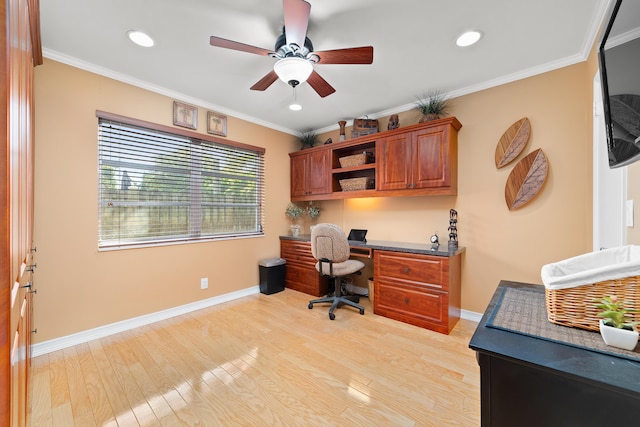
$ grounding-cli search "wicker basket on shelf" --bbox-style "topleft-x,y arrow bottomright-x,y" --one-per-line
545,276 -> 640,332
339,177 -> 375,192
339,152 -> 372,168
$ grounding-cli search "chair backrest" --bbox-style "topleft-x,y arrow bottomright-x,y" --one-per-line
310,223 -> 350,263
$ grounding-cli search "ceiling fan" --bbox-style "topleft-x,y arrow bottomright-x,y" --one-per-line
209,0 -> 374,98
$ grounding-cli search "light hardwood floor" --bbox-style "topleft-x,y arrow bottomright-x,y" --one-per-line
28,289 -> 480,426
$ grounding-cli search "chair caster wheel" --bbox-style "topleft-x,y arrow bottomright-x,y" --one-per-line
359,309 -> 365,315
308,303 -> 313,309
329,313 -> 335,320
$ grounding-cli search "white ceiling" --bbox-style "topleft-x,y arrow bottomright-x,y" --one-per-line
40,0 -> 612,135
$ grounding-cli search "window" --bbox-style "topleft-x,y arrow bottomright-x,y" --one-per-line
97,112 -> 265,249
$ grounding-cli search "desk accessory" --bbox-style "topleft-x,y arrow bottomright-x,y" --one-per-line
448,209 -> 458,251
348,229 -> 367,242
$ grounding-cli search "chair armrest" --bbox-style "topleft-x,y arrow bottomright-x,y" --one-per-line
318,257 -> 334,277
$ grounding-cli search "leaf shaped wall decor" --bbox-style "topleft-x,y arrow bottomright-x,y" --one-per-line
505,148 -> 548,210
495,117 -> 531,168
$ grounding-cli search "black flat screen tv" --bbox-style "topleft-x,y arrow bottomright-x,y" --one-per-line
599,0 -> 640,168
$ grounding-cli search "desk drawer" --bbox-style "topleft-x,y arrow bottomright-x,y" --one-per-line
280,239 -> 327,297
285,264 -> 326,296
281,240 -> 316,266
375,250 -> 447,290
375,280 -> 448,333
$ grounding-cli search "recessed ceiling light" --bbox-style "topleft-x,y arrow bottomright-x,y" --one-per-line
289,103 -> 302,111
456,31 -> 482,47
127,30 -> 154,47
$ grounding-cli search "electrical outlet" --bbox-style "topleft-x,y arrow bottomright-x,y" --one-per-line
200,277 -> 208,290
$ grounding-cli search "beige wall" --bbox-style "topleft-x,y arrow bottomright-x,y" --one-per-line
317,61 -> 595,313
35,48 -> 598,341
33,59 -> 297,342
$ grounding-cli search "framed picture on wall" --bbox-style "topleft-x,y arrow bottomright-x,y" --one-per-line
173,101 -> 198,129
207,111 -> 227,137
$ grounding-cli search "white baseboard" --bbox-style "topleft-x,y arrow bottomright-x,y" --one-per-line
31,286 -> 260,358
460,309 -> 483,323
32,287 -> 483,358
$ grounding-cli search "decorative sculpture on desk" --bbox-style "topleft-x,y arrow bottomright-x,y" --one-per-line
430,232 -> 439,251
448,209 -> 458,252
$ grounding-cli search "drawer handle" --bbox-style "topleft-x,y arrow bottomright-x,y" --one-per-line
404,298 -> 409,304
404,267 -> 410,273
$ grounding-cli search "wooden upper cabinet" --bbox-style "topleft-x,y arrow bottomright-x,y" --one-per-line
289,117 -> 461,200
290,149 -> 331,198
378,121 -> 458,195
413,125 -> 452,189
376,132 -> 412,190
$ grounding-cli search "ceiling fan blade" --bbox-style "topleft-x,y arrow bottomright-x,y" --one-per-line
314,46 -> 374,64
307,71 -> 336,98
250,70 -> 279,91
210,36 -> 273,56
283,0 -> 310,48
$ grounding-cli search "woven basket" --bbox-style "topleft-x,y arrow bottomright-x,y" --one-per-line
339,177 -> 374,192
545,275 -> 640,331
339,153 -> 368,168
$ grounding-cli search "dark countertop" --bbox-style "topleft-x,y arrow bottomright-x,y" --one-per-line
469,280 -> 640,395
280,234 -> 465,257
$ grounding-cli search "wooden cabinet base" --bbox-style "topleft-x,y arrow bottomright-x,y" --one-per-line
374,250 -> 461,334
280,239 -> 328,297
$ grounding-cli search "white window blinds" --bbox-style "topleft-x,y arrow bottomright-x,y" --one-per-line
98,116 -> 264,249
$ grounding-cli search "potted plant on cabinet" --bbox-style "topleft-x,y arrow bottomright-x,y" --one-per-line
297,129 -> 319,150
285,203 -> 304,236
595,295 -> 639,350
414,90 -> 451,122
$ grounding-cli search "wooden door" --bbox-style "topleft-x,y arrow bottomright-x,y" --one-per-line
290,154 -> 308,197
412,125 -> 451,189
2,0 -> 42,425
290,149 -> 330,198
377,133 -> 412,190
306,150 -> 330,195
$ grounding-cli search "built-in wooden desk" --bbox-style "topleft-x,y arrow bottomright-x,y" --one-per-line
279,235 -> 464,334
469,280 -> 640,426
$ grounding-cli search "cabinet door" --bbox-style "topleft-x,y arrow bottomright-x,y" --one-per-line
306,150 -> 331,195
377,133 -> 412,190
290,154 -> 308,197
412,125 -> 451,189
290,150 -> 331,198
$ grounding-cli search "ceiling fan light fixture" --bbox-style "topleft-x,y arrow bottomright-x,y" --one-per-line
289,86 -> 302,111
274,57 -> 313,87
127,30 -> 154,47
456,30 -> 482,47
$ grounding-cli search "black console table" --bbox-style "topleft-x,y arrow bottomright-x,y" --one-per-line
469,280 -> 640,427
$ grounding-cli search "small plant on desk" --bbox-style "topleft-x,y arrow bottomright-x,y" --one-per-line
306,202 -> 321,221
596,295 -> 638,330
595,294 -> 638,351
285,203 -> 304,237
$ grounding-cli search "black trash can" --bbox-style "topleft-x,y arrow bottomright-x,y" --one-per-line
258,257 -> 286,295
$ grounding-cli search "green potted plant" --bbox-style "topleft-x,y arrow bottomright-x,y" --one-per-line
306,202 -> 321,233
285,203 -> 304,236
595,295 -> 639,350
297,129 -> 319,150
414,90 -> 451,122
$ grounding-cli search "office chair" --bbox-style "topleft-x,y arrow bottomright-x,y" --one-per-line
308,223 -> 366,320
